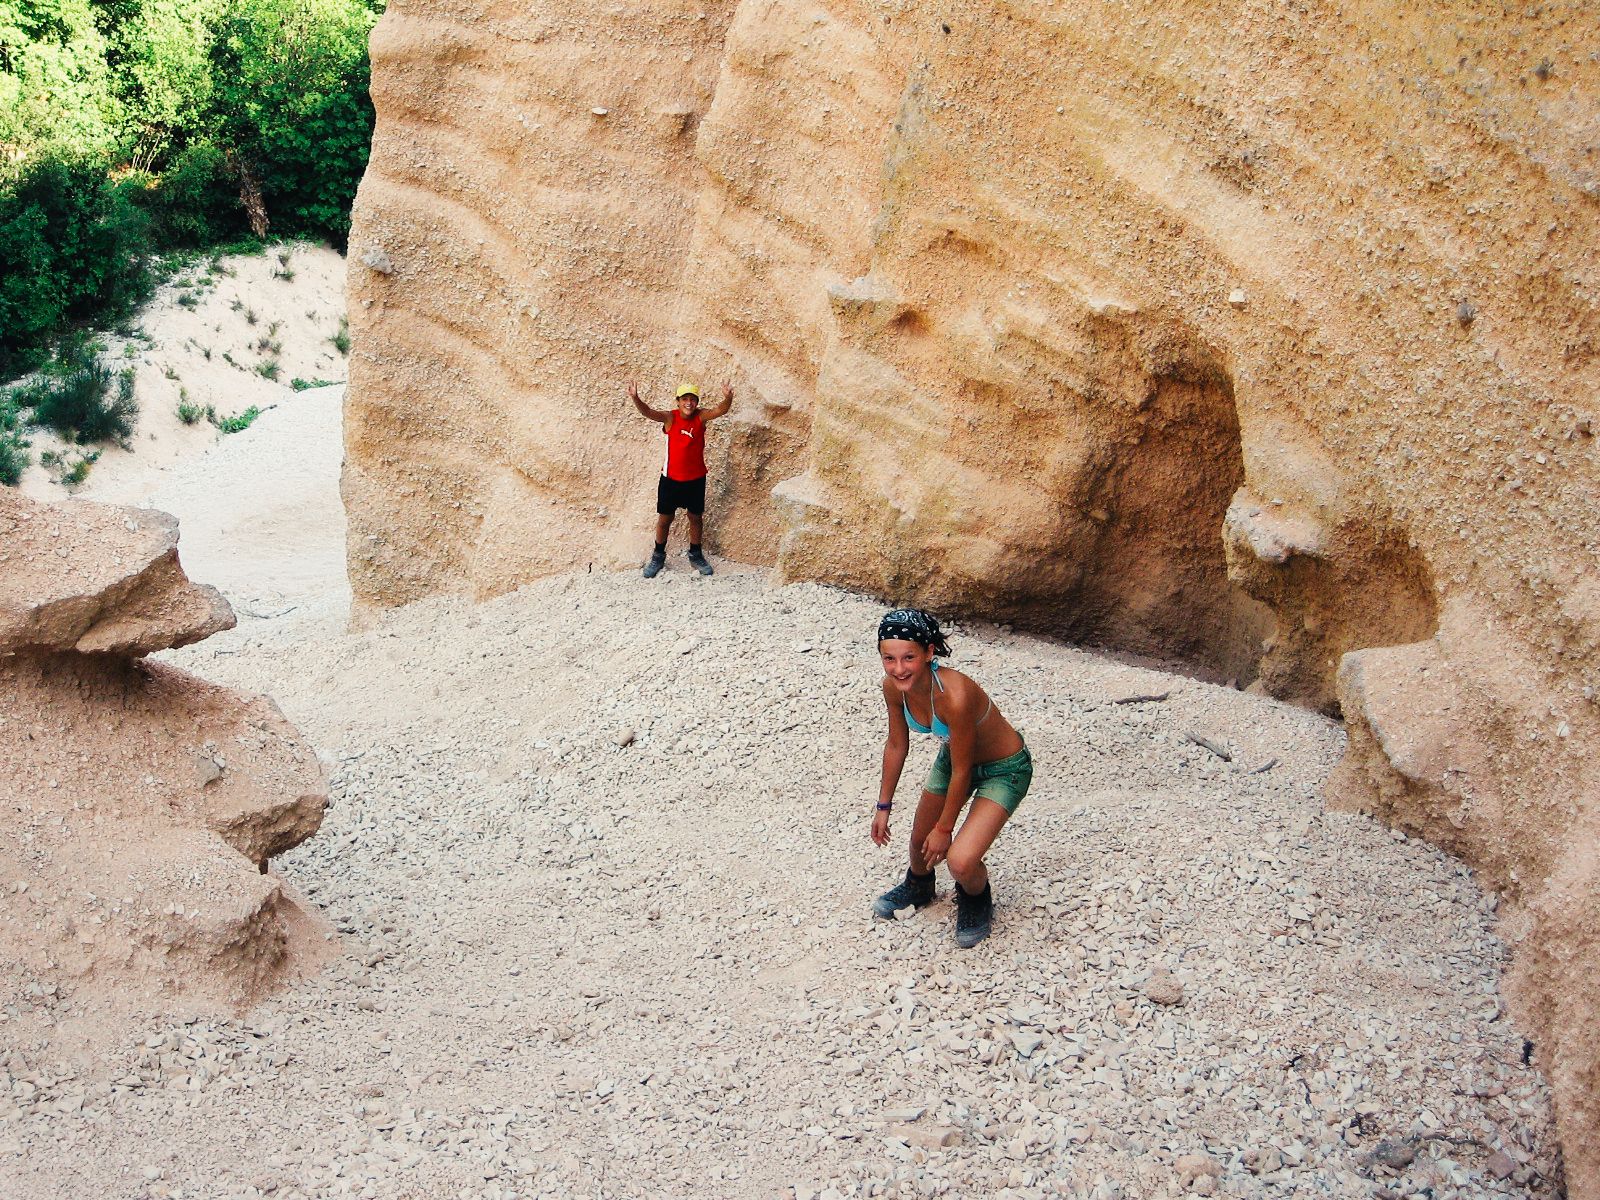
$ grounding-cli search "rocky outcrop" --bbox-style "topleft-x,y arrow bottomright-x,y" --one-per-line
0,500 -> 234,655
345,2 -> 1599,1189
0,492 -> 326,1019
1330,603 -> 1600,1197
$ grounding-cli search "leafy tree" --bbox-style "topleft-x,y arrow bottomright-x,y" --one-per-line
0,0 -> 121,162
95,0 -> 224,169
207,0 -> 378,244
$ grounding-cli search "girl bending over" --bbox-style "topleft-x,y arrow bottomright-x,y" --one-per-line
870,609 -> 1033,947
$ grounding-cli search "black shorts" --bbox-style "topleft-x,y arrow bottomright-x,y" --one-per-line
656,474 -> 706,515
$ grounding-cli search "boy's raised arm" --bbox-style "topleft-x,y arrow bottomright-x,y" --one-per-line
628,381 -> 668,423
702,382 -> 735,422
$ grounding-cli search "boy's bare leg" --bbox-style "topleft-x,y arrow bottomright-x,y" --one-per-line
687,512 -> 703,543
654,512 -> 672,543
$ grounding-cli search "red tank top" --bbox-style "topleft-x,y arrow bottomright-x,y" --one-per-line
662,413 -> 707,482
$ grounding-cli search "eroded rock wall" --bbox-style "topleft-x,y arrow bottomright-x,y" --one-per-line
0,493 -> 327,1024
347,2 -> 1599,1189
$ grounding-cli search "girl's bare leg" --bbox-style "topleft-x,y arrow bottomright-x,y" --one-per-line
908,788 -> 953,874
945,798 -> 1011,895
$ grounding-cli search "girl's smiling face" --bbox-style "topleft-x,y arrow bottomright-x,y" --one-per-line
880,639 -> 935,692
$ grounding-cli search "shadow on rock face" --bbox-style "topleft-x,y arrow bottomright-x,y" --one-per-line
779,253 -> 1273,686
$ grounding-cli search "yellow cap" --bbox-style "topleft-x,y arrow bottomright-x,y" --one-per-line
675,383 -> 700,399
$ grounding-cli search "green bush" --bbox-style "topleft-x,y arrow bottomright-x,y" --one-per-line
20,347 -> 139,445
0,393 -> 31,485
147,140 -> 243,247
0,155 -> 155,378
58,448 -> 98,488
205,402 -> 258,433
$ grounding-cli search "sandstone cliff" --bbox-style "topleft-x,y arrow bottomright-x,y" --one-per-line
345,1 -> 1598,1190
0,493 -> 327,1027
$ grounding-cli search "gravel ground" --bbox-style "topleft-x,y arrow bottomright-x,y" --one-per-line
2,557 -> 1562,1200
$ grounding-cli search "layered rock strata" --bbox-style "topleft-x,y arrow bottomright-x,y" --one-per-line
0,492 -> 327,1019
346,2 -> 1598,1190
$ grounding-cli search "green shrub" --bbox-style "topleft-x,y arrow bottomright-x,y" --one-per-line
58,449 -> 99,488
176,389 -> 204,423
37,448 -> 99,489
37,446 -> 100,487
254,357 -> 279,380
290,376 -> 337,391
148,141 -> 244,248
0,155 -> 155,379
20,347 -> 139,446
205,402 -> 259,433
0,393 -> 31,486
329,315 -> 349,355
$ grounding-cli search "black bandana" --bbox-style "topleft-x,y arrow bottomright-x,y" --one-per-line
878,608 -> 942,648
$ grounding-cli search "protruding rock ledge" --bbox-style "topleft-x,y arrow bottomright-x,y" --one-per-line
0,493 -> 234,657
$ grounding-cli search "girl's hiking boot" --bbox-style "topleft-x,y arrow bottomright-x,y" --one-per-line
686,547 -> 714,576
642,549 -> 666,578
871,869 -> 936,919
954,881 -> 993,948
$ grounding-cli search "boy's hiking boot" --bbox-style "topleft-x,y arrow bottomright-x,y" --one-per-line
871,869 -> 935,920
642,549 -> 666,578
686,547 -> 714,576
954,881 -> 993,948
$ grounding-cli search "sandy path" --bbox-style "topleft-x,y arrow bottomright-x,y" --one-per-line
3,403 -> 1560,1199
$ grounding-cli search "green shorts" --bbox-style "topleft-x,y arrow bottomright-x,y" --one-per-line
926,741 -> 1034,815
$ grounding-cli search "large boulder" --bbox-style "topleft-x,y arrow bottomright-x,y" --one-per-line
0,491 -> 326,1019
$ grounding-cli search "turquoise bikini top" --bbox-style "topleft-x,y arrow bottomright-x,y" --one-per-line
904,661 -> 991,743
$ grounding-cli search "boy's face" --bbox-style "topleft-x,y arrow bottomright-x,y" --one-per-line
677,393 -> 700,416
